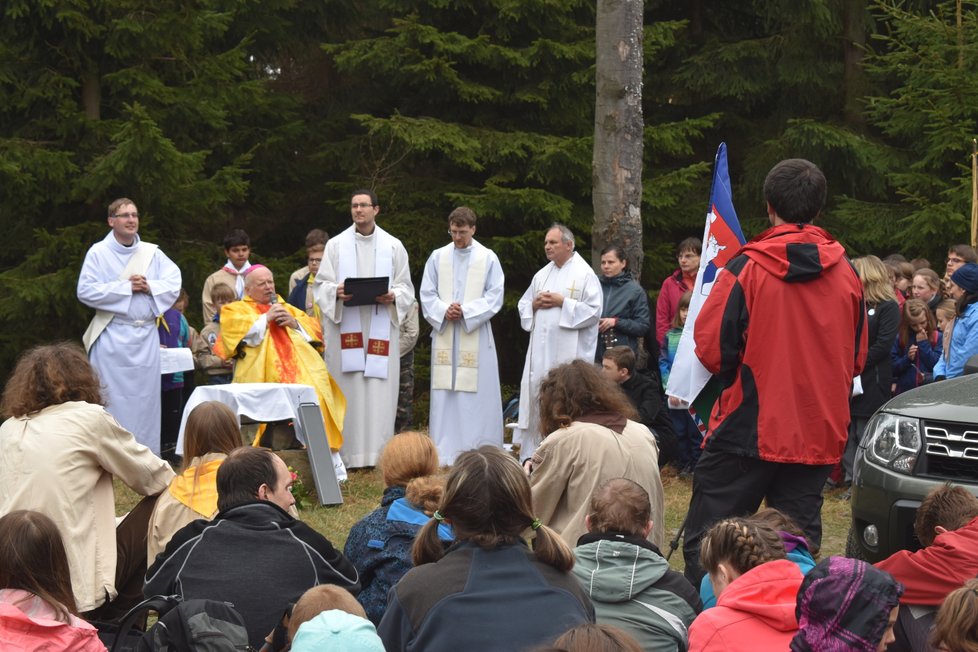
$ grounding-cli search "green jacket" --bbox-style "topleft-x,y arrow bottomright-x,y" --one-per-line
573,533 -> 701,652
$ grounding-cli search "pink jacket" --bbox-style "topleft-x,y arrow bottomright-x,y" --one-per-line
0,590 -> 107,651
688,560 -> 802,651
655,269 -> 692,344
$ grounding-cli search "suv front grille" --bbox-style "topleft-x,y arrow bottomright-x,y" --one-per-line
922,423 -> 978,482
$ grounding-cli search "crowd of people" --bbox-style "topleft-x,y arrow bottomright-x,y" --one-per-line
2,158 -> 978,650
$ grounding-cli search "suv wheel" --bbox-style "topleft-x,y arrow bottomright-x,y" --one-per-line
845,525 -> 866,560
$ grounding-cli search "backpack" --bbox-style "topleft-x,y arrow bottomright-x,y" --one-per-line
110,595 -> 252,652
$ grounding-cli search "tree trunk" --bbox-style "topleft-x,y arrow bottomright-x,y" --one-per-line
842,0 -> 866,128
81,70 -> 100,121
592,0 -> 644,278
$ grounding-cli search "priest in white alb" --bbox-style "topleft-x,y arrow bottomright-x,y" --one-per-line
77,197 -> 182,455
515,224 -> 601,461
420,207 -> 505,464
315,189 -> 414,468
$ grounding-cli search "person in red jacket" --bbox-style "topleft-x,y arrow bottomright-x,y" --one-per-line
683,158 -> 868,585
655,237 -> 701,345
688,518 -> 802,652
876,484 -> 978,606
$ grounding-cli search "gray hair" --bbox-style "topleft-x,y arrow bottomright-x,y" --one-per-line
549,223 -> 575,248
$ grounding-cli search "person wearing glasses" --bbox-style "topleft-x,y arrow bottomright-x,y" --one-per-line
943,244 -> 978,295
315,190 -> 414,469
419,206 -> 505,464
288,228 -> 329,317
77,197 -> 181,455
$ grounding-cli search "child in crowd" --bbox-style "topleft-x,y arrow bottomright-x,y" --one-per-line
931,579 -> 978,652
547,623 -> 644,652
699,508 -> 816,609
202,228 -> 252,323
891,298 -> 942,394
159,288 -> 192,463
688,518 -> 801,651
791,556 -> 903,652
934,263 -> 978,379
660,291 -> 700,474
288,228 -> 329,317
0,510 -> 107,651
193,282 -> 235,384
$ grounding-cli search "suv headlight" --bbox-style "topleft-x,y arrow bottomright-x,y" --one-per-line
863,412 -> 921,474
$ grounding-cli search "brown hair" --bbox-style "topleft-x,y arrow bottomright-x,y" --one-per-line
537,360 -> 637,436
304,228 -> 329,249
182,401 -> 242,467
602,346 -> 636,375
931,578 -> 978,652
700,517 -> 786,577
447,206 -> 477,228
914,484 -> 978,548
672,290 -> 692,328
107,197 -> 136,217
949,244 -> 978,264
587,478 -> 650,537
209,282 -> 236,305
747,507 -> 817,558
406,475 -> 444,516
551,623 -> 644,652
216,447 -> 278,513
412,446 -> 574,572
915,267 -> 942,291
1,342 -> 103,417
898,298 -> 937,349
288,585 -> 365,641
379,431 -> 439,488
0,510 -> 78,621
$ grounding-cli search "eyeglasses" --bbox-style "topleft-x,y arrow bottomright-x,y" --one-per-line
112,212 -> 139,219
351,202 -> 374,209
448,229 -> 471,237
308,257 -> 323,264
948,257 -> 966,265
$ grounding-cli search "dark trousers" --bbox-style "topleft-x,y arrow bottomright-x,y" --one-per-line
84,494 -> 160,623
682,446 -> 833,585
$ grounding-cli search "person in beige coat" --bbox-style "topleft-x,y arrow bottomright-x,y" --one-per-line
146,401 -> 243,563
528,360 -> 665,550
0,343 -> 174,621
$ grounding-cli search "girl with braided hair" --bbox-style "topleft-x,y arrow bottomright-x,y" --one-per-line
377,446 -> 594,652
688,517 -> 803,651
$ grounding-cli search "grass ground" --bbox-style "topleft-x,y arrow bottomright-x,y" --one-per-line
118,460 -> 852,572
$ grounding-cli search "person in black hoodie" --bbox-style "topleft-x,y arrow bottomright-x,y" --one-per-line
144,447 -> 359,649
601,346 -> 679,467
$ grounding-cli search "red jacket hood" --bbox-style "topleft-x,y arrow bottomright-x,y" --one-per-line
740,223 -> 848,283
716,559 -> 803,632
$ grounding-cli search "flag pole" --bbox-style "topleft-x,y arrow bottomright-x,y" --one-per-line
971,138 -> 977,249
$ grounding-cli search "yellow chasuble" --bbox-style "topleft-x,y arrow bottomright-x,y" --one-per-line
220,295 -> 346,449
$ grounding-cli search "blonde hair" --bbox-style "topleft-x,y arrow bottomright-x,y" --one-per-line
412,446 -> 574,572
932,579 -> 978,652
853,255 -> 896,306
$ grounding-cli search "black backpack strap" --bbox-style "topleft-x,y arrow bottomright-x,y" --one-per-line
111,595 -> 181,652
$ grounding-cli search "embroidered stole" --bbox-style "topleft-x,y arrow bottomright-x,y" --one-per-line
432,245 -> 488,392
338,228 -> 394,378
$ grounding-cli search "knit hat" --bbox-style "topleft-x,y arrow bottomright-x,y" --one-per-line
790,556 -> 903,652
290,610 -> 385,652
951,262 -> 978,294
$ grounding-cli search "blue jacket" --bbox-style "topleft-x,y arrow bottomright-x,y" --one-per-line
891,331 -> 942,394
934,302 -> 978,379
344,486 -> 452,625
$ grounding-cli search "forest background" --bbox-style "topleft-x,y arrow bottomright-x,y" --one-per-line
2,0 -> 977,414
